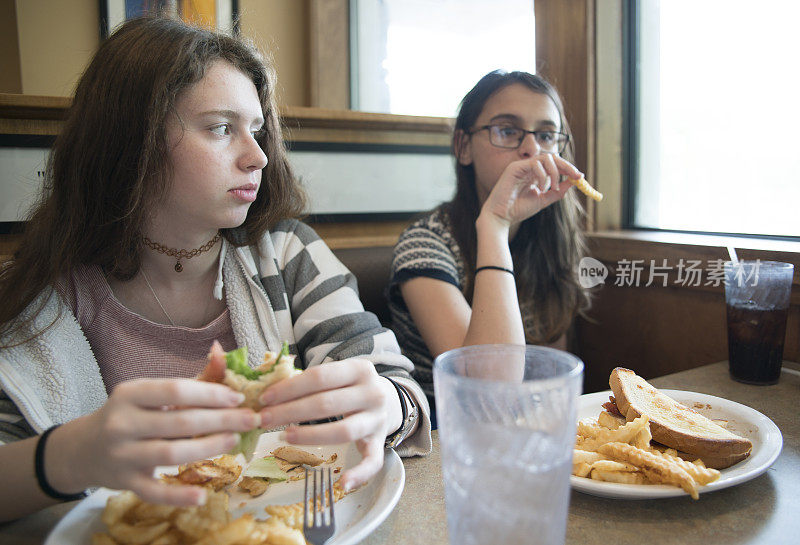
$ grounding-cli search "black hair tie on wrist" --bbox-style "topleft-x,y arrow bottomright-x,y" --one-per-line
474,265 -> 514,275
35,425 -> 87,502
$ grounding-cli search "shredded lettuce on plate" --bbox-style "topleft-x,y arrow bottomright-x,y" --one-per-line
242,456 -> 289,482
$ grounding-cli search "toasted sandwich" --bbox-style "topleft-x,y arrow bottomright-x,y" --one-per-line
609,367 -> 752,469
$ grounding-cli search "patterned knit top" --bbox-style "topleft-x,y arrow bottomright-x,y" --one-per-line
388,209 -> 466,400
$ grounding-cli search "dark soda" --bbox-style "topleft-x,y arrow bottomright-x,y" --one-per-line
726,302 -> 789,385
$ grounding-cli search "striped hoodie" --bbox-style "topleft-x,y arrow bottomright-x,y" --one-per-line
0,219 -> 431,457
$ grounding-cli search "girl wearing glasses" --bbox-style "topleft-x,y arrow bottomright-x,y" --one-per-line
388,70 -> 591,417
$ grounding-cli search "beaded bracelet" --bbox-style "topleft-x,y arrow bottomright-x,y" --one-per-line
475,265 -> 514,275
35,425 -> 88,502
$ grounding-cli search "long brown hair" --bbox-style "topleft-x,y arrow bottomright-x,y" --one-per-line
0,16 -> 306,342
443,70 -> 590,344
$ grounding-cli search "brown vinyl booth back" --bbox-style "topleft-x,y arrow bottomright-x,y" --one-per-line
332,246 -> 394,326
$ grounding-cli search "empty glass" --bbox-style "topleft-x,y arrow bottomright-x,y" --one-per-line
434,344 -> 583,545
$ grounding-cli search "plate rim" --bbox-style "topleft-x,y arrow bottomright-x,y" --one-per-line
44,437 -> 405,544
570,389 -> 783,500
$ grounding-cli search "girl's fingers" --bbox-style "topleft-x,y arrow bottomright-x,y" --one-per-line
339,435 -> 385,492
541,154 -> 562,191
259,358 -> 375,406
128,472 -> 208,507
530,161 -> 549,192
261,384 -> 378,428
552,155 -> 583,179
113,432 -> 239,468
197,340 -> 227,383
129,408 -> 260,439
113,378 -> 245,409
283,410 -> 384,445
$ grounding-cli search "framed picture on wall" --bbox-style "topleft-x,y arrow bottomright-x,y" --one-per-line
99,0 -> 239,38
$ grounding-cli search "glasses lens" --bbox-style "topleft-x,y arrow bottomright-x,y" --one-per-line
488,126 -> 523,148
534,131 -> 563,152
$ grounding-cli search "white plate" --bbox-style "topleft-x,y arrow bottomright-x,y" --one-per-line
45,432 -> 405,545
570,389 -> 783,499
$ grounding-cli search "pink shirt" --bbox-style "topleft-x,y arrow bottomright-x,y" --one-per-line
63,265 -> 238,394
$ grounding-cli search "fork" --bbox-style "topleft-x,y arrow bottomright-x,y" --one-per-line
303,466 -> 336,545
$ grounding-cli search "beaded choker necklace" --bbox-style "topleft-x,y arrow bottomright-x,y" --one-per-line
142,232 -> 221,272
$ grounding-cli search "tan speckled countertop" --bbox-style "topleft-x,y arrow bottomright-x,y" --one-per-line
3,361 -> 797,544
360,361 -> 800,545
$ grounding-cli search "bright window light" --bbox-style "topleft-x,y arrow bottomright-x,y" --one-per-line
352,0 -> 536,118
635,0 -> 799,238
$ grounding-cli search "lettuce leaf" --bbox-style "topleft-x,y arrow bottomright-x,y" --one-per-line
225,346 -> 262,380
229,428 -> 264,461
242,456 -> 289,481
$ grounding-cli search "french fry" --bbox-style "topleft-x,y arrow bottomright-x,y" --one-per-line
597,442 -> 700,499
107,520 -> 171,545
597,410 -> 626,429
646,447 -> 721,486
576,415 -> 650,451
572,177 -> 603,201
573,449 -> 605,465
573,462 -> 592,478
591,460 -> 640,473
590,469 -> 649,485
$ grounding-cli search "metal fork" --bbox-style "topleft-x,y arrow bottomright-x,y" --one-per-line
303,466 -> 336,545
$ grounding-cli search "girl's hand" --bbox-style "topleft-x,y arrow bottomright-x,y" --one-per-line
481,154 -> 583,229
53,378 -> 261,506
256,359 -> 402,491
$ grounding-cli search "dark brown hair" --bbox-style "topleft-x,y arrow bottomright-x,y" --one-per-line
443,70 -> 590,344
0,16 -> 306,342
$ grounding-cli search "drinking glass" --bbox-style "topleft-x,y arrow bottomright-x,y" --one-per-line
434,344 -> 583,545
724,260 -> 794,384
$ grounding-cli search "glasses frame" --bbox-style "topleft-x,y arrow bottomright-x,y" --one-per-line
469,124 -> 570,153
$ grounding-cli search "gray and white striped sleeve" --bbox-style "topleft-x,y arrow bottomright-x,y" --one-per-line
270,220 -> 432,456
0,389 -> 36,445
274,221 -> 412,371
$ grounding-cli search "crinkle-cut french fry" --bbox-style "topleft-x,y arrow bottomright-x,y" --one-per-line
573,462 -> 593,478
632,423 -> 653,450
597,442 -> 700,499
91,534 -> 118,545
572,177 -> 603,201
645,448 -> 721,485
591,460 -> 640,473
576,415 -> 650,451
108,520 -> 171,545
597,410 -> 626,430
101,490 -> 140,526
573,449 -> 605,465
590,469 -> 649,485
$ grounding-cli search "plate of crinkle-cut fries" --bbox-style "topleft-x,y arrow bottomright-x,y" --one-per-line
571,389 -> 782,500
45,431 -> 404,545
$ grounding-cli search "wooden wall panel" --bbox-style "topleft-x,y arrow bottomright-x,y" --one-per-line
308,0 -> 349,109
577,233 -> 800,393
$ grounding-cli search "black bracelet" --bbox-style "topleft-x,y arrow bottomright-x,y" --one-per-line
35,425 -> 87,502
384,378 -> 408,438
475,265 -> 514,275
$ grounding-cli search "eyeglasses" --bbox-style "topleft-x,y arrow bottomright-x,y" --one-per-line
470,125 -> 569,153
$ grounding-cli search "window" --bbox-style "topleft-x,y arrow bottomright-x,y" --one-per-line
350,0 -> 535,118
631,0 -> 799,238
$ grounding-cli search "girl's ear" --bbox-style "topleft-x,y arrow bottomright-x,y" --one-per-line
454,129 -> 473,166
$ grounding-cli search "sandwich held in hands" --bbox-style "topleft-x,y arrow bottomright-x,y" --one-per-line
203,341 -> 302,460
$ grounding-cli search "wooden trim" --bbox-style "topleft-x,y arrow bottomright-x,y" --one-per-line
0,93 -> 453,146
308,0 -> 350,109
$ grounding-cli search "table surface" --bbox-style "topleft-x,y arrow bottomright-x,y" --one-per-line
3,361 -> 798,545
